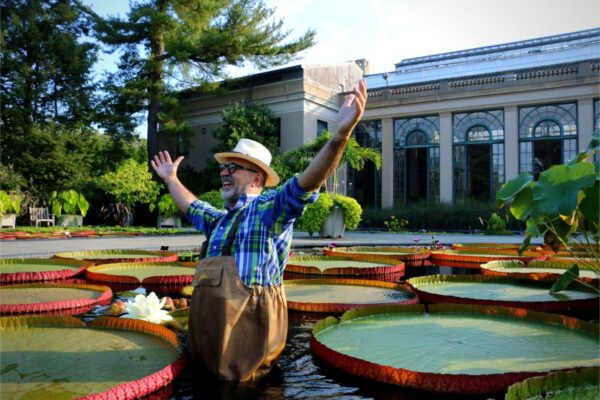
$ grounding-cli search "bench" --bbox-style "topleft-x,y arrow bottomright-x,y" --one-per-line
29,207 -> 55,227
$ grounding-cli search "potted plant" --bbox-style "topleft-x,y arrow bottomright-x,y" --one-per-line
298,193 -> 362,238
0,190 -> 22,228
150,193 -> 182,228
50,190 -> 90,227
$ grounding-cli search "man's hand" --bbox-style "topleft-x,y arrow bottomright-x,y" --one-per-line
336,79 -> 367,138
151,151 -> 184,184
297,79 -> 368,192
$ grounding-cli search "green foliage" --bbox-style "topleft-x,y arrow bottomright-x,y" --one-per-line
483,213 -> 511,235
98,159 -> 160,207
384,215 -> 409,232
360,200 -> 518,232
278,131 -> 381,190
212,102 -> 280,155
0,165 -> 27,192
549,265 -> 579,294
297,193 -> 334,234
150,194 -> 180,217
198,190 -> 225,210
1,0 -> 98,133
0,190 -> 23,216
207,101 -> 281,188
49,190 -> 89,217
297,193 -> 362,234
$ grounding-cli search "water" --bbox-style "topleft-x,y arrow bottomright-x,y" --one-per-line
77,264 -> 494,400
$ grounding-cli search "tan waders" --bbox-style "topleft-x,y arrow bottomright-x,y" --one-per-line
186,208 -> 288,382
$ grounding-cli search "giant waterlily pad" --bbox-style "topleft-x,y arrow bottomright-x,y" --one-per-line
311,304 -> 599,394
286,255 -> 404,277
0,283 -> 112,315
430,249 -> 545,269
0,258 -> 93,284
0,315 -> 185,399
505,367 -> 600,400
86,262 -> 195,285
284,279 -> 418,313
407,274 -> 599,317
54,249 -> 178,265
324,246 -> 431,266
482,260 -> 599,284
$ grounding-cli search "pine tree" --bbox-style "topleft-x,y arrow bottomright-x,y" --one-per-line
84,0 -> 315,157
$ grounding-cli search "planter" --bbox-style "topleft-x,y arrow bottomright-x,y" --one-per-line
0,213 -> 16,228
57,214 -> 83,227
320,206 -> 345,238
158,216 -> 182,228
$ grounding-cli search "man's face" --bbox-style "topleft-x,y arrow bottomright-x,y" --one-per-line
219,158 -> 262,204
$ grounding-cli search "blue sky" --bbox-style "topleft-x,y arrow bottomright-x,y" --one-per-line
83,0 -> 600,137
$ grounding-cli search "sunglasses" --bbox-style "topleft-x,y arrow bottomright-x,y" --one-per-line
219,162 -> 259,175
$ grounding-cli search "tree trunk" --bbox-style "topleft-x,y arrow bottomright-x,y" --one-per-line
146,0 -> 167,159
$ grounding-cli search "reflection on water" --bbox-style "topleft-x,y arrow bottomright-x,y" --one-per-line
79,264 -> 497,400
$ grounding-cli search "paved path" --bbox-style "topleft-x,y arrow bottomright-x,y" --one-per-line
0,231 -> 542,259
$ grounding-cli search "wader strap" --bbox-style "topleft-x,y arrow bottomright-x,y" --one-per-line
221,207 -> 247,257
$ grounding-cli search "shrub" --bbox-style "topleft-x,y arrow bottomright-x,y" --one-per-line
198,190 -> 225,210
483,212 -> 511,235
361,200 -> 520,232
150,194 -> 180,217
98,159 -> 160,207
384,215 -> 409,232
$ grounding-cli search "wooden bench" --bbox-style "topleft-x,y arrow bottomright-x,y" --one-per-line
29,207 -> 55,227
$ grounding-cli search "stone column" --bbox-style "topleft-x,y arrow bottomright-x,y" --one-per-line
439,112 -> 453,203
504,106 -> 519,180
381,117 -> 394,208
577,98 -> 593,150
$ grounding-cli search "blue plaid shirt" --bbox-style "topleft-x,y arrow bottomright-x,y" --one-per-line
186,176 -> 318,286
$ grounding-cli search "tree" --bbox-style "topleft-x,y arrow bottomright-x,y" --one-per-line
97,159 -> 160,225
84,0 -> 315,157
180,99 -> 280,193
0,0 -> 98,138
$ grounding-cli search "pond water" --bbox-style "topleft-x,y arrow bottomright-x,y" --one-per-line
75,264 -> 498,400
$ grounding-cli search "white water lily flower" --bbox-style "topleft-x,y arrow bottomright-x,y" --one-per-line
122,292 -> 173,324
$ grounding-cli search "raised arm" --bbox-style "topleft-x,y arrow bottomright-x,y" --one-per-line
297,79 -> 367,192
151,151 -> 197,214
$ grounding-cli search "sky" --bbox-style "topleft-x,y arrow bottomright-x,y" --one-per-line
84,0 -> 600,137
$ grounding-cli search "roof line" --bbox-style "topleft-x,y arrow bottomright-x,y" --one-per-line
395,28 -> 600,68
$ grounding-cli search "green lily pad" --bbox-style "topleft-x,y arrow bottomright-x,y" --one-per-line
312,304 -> 599,394
505,367 -> 600,400
0,315 -> 183,399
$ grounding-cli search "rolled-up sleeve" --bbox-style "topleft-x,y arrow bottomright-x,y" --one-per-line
260,175 -> 319,229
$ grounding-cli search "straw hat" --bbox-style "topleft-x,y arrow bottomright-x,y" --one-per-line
214,138 -> 280,187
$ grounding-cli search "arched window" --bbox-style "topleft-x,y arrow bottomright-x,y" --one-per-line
453,110 -> 504,201
393,116 -> 440,206
347,120 -> 382,208
519,103 -> 578,174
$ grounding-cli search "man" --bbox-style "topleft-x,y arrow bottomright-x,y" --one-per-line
151,79 -> 367,381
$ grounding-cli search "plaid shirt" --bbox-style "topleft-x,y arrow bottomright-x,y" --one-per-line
186,176 -> 318,286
